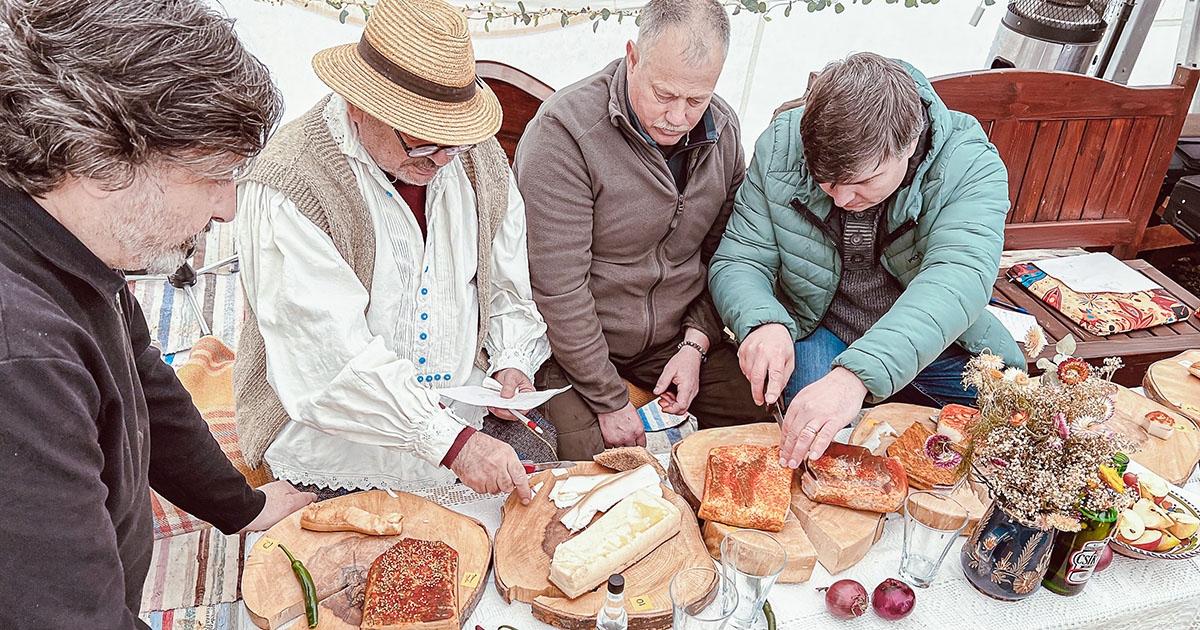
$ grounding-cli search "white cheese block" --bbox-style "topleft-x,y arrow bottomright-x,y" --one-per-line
549,488 -> 681,599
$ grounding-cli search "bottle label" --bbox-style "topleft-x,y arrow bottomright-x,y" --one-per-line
1065,539 -> 1106,585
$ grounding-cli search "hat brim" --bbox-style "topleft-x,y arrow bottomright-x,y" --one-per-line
313,43 -> 502,146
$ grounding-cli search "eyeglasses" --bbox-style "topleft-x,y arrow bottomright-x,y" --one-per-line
393,128 -> 474,158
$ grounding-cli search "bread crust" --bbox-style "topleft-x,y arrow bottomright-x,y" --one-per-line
697,445 -> 792,532
299,503 -> 404,536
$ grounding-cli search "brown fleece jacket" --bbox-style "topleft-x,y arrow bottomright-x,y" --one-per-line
515,58 -> 744,415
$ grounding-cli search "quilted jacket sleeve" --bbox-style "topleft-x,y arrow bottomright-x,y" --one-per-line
832,142 -> 1011,401
709,119 -> 800,342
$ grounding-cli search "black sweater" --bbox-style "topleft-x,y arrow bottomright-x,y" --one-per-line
0,185 -> 265,628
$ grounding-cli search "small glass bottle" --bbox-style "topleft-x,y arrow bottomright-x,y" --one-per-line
594,574 -> 627,630
1042,507 -> 1118,596
1112,453 -> 1130,475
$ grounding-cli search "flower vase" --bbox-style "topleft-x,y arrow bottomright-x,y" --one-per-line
961,501 -> 1058,601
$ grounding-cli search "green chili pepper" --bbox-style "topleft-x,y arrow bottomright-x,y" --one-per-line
763,599 -> 776,630
278,544 -> 318,628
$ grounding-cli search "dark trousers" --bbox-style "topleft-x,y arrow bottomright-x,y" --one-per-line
535,335 -> 775,460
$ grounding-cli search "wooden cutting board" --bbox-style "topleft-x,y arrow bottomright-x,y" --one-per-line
493,463 -> 711,630
667,422 -> 881,577
1144,350 -> 1200,425
242,490 -> 491,630
701,511 -> 817,583
1109,384 -> 1200,485
847,403 -> 990,534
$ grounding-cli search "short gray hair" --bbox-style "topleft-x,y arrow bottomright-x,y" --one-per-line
800,52 -> 924,184
637,0 -> 730,65
0,0 -> 283,196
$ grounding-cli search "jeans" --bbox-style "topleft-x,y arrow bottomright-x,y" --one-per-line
783,326 -> 978,408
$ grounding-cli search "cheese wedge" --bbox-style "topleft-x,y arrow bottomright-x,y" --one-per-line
559,463 -> 662,532
549,488 -> 681,599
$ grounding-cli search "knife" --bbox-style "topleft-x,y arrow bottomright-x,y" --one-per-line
522,461 -> 577,474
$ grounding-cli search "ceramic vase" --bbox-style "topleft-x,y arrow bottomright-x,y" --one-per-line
961,501 -> 1057,601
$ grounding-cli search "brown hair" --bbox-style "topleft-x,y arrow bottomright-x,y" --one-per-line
800,52 -> 923,184
0,0 -> 283,195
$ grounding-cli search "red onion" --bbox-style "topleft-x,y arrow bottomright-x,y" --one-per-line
1095,543 -> 1114,572
819,579 -> 869,620
872,578 -> 915,621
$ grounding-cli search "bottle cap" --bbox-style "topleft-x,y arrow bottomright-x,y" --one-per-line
607,574 -> 625,594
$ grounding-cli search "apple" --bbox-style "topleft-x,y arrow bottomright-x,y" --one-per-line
1096,543 -> 1114,572
1134,498 -> 1174,531
1131,530 -> 1164,551
1155,531 -> 1182,552
1138,472 -> 1170,505
1168,512 -> 1200,539
1117,509 -> 1146,542
1123,472 -> 1140,489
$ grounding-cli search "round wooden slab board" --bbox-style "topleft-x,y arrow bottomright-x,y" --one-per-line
847,403 -> 990,533
1144,350 -> 1200,426
242,490 -> 491,630
1110,384 -> 1200,485
493,462 -> 712,630
666,422 -> 884,576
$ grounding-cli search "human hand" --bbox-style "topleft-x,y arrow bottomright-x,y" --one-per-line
449,432 -> 532,505
738,323 -> 795,405
597,402 -> 646,448
778,367 -> 868,467
654,344 -> 703,415
239,480 -> 317,533
487,367 -> 535,422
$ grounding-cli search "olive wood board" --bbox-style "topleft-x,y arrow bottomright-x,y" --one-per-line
847,403 -> 990,534
242,490 -> 491,630
493,462 -> 712,630
667,421 -> 883,576
1144,350 -> 1200,432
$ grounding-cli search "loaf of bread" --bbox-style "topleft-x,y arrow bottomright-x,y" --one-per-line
361,538 -> 458,629
697,444 -> 792,532
549,488 -> 681,599
300,503 -> 403,536
800,443 -> 907,513
887,422 -> 962,490
935,404 -> 979,444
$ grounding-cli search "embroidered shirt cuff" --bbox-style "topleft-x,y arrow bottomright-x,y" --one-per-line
488,347 -> 546,382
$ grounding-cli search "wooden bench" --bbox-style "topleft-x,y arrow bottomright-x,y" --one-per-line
931,67 -> 1200,385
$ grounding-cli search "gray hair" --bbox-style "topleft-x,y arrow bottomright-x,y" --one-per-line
637,0 -> 730,65
0,0 -> 283,196
800,52 -> 924,184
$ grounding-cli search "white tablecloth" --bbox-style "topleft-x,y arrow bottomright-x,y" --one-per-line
245,465 -> 1200,630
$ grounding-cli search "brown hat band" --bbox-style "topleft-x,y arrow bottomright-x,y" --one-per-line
356,37 -> 477,104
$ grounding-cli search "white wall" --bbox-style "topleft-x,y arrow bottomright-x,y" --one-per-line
214,0 -> 1190,153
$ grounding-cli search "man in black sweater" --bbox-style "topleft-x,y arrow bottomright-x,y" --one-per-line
0,1 -> 315,627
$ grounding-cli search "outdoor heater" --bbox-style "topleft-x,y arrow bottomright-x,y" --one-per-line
987,0 -> 1117,74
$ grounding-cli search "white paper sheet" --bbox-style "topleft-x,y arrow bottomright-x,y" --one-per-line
436,384 -> 571,409
1032,252 -> 1161,294
985,305 -> 1039,343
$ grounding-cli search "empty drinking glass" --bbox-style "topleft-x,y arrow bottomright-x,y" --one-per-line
900,490 -> 970,588
720,529 -> 787,629
670,566 -> 738,630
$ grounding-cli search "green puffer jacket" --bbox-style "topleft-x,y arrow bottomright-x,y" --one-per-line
709,62 -> 1024,402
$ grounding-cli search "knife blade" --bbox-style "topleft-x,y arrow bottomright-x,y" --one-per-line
522,460 -> 578,473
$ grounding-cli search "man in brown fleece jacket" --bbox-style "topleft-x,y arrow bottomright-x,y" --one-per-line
515,0 -> 772,459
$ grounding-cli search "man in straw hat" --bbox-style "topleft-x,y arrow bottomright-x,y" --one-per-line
516,0 -> 773,459
0,0 -> 315,626
235,0 -> 549,503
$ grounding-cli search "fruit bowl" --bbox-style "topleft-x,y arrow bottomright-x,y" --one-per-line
1112,490 -> 1200,560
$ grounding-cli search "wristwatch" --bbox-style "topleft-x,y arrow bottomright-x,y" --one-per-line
677,340 -> 708,363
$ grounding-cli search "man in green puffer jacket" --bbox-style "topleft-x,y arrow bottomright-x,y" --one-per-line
709,53 -> 1024,468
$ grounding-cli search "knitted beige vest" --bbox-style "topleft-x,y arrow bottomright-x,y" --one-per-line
233,95 -> 511,469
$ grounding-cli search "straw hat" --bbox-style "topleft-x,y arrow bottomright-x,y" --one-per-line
312,0 -> 501,146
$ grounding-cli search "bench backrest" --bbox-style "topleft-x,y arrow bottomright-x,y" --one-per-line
930,67 -> 1199,257
476,60 -> 555,163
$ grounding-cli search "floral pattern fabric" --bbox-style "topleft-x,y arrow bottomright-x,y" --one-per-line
1008,263 -> 1192,336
